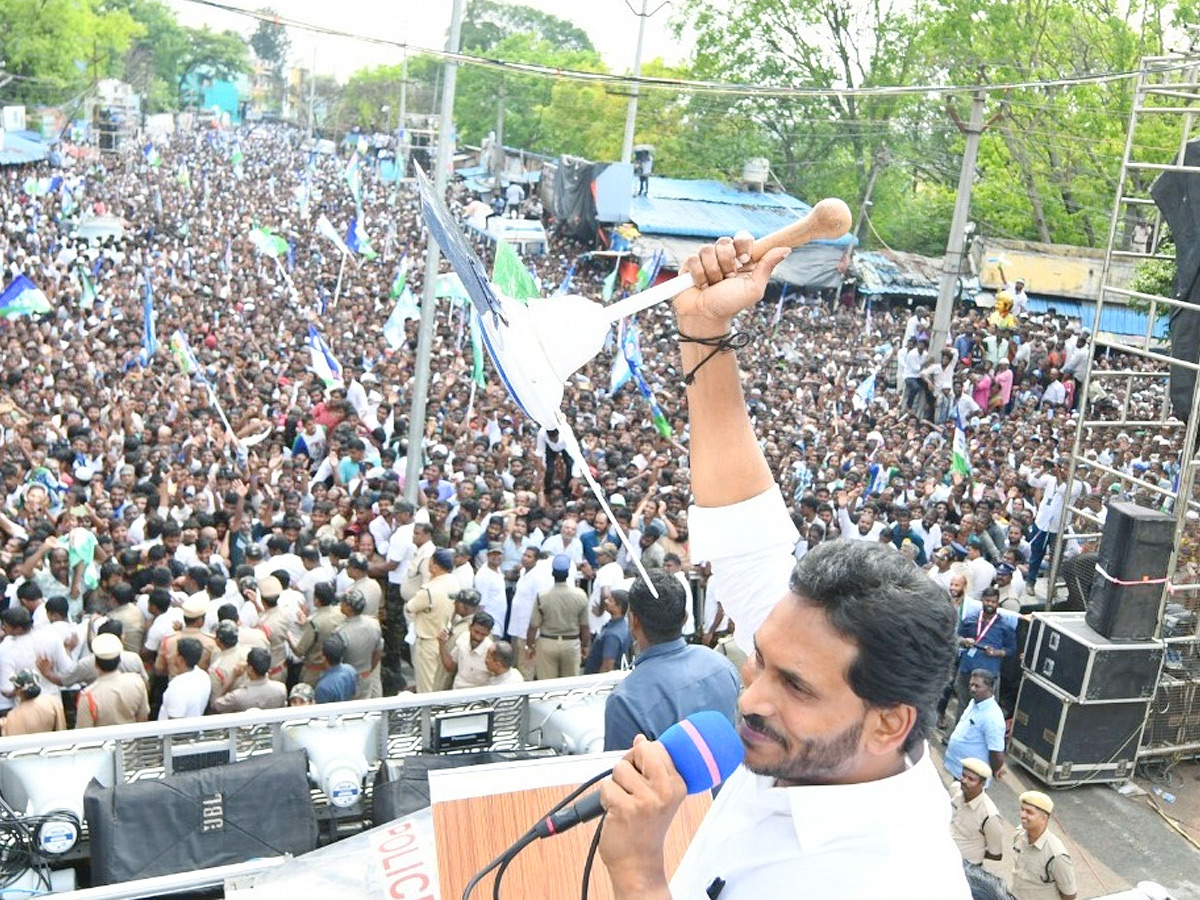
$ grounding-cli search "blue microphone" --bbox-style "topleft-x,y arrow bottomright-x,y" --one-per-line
533,711 -> 744,838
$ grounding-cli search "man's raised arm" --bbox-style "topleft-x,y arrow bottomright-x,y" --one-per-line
675,235 -> 790,507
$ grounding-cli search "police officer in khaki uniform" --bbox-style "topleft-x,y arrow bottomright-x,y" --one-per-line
211,648 -> 287,713
434,589 -> 481,691
291,582 -> 346,687
334,589 -> 383,699
208,621 -> 248,703
948,757 -> 1005,866
76,634 -> 150,728
1011,790 -> 1077,900
526,554 -> 590,681
106,582 -> 146,654
156,595 -> 217,680
255,576 -> 292,684
405,548 -> 458,693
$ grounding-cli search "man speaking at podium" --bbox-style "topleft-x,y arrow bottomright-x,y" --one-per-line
599,235 -> 970,898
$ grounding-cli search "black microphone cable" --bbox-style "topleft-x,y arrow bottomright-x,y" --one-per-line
580,813 -> 606,900
460,767 -> 612,900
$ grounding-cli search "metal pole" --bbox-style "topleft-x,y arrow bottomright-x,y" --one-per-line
619,0 -> 650,165
930,89 -> 986,352
405,0 -> 464,502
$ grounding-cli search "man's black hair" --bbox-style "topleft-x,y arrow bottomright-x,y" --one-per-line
177,637 -> 204,668
789,541 -> 957,754
628,569 -> 686,644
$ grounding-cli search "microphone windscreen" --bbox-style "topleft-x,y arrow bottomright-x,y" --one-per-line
658,711 -> 744,794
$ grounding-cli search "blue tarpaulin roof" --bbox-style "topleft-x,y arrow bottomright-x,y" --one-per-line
1025,296 -> 1169,341
630,178 -> 856,247
0,131 -> 48,166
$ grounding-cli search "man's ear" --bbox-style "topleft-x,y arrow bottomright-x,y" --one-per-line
863,704 -> 917,757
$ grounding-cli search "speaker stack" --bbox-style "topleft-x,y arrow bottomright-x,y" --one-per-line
1010,502 -> 1171,785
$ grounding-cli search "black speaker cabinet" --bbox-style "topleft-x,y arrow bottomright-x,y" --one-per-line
1010,674 -> 1148,785
1095,501 -> 1176,580
1086,579 -> 1164,642
84,751 -> 317,885
1024,612 -> 1163,702
1086,501 -> 1176,640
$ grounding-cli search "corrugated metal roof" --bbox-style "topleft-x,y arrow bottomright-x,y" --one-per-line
633,234 -> 847,289
1025,297 -> 1169,340
631,177 -> 856,247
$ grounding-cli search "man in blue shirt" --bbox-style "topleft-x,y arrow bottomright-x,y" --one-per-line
944,669 -> 1007,782
603,570 -> 739,750
315,636 -> 359,703
954,587 -> 1016,725
585,589 -> 633,674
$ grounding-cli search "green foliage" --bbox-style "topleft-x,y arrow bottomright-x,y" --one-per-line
0,0 -> 143,104
249,8 -> 291,72
178,26 -> 252,91
460,0 -> 593,53
454,33 -> 606,150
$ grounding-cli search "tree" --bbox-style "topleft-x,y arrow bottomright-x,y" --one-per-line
0,0 -> 143,105
111,0 -> 189,112
249,8 -> 291,70
460,0 -> 593,53
918,0 -> 1162,248
334,58 -> 440,135
178,26 -> 252,104
453,32 -> 605,150
672,0 -> 930,239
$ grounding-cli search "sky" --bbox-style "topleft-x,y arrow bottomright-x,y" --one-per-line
166,0 -> 692,82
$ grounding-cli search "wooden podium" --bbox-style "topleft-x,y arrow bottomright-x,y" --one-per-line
429,753 -> 711,900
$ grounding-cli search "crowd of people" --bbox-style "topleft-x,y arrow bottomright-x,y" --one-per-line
0,120 -> 1183,742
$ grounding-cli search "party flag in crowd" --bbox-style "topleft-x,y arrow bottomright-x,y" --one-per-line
344,151 -> 362,208
469,308 -> 486,388
77,266 -> 99,312
143,143 -> 162,167
491,241 -> 538,305
316,214 -> 351,257
555,260 -> 576,295
139,269 -> 157,366
345,218 -> 377,260
306,324 -> 344,387
60,181 -> 76,217
610,318 -> 671,437
852,371 -> 876,411
389,256 -> 410,299
383,286 -> 420,349
231,142 -> 244,177
0,275 -> 51,318
952,408 -> 971,477
248,226 -> 288,259
772,285 -> 790,329
168,330 -> 202,378
635,249 -> 664,292
601,264 -> 618,301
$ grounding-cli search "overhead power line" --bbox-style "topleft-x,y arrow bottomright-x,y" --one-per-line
179,0 -> 1199,99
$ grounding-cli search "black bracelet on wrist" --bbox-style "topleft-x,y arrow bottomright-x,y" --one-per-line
676,329 -> 751,385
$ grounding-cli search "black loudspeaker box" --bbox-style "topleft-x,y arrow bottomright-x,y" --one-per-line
1010,674 -> 1148,786
84,751 -> 318,885
1086,501 -> 1175,641
1024,612 -> 1163,702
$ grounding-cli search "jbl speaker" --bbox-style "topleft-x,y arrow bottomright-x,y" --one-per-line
1085,501 -> 1175,641
84,751 -> 318,885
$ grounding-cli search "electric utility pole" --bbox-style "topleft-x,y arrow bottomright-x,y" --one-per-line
405,0 -> 464,501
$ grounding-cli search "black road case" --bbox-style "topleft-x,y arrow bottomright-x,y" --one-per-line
1010,674 -> 1148,786
1023,612 -> 1163,702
